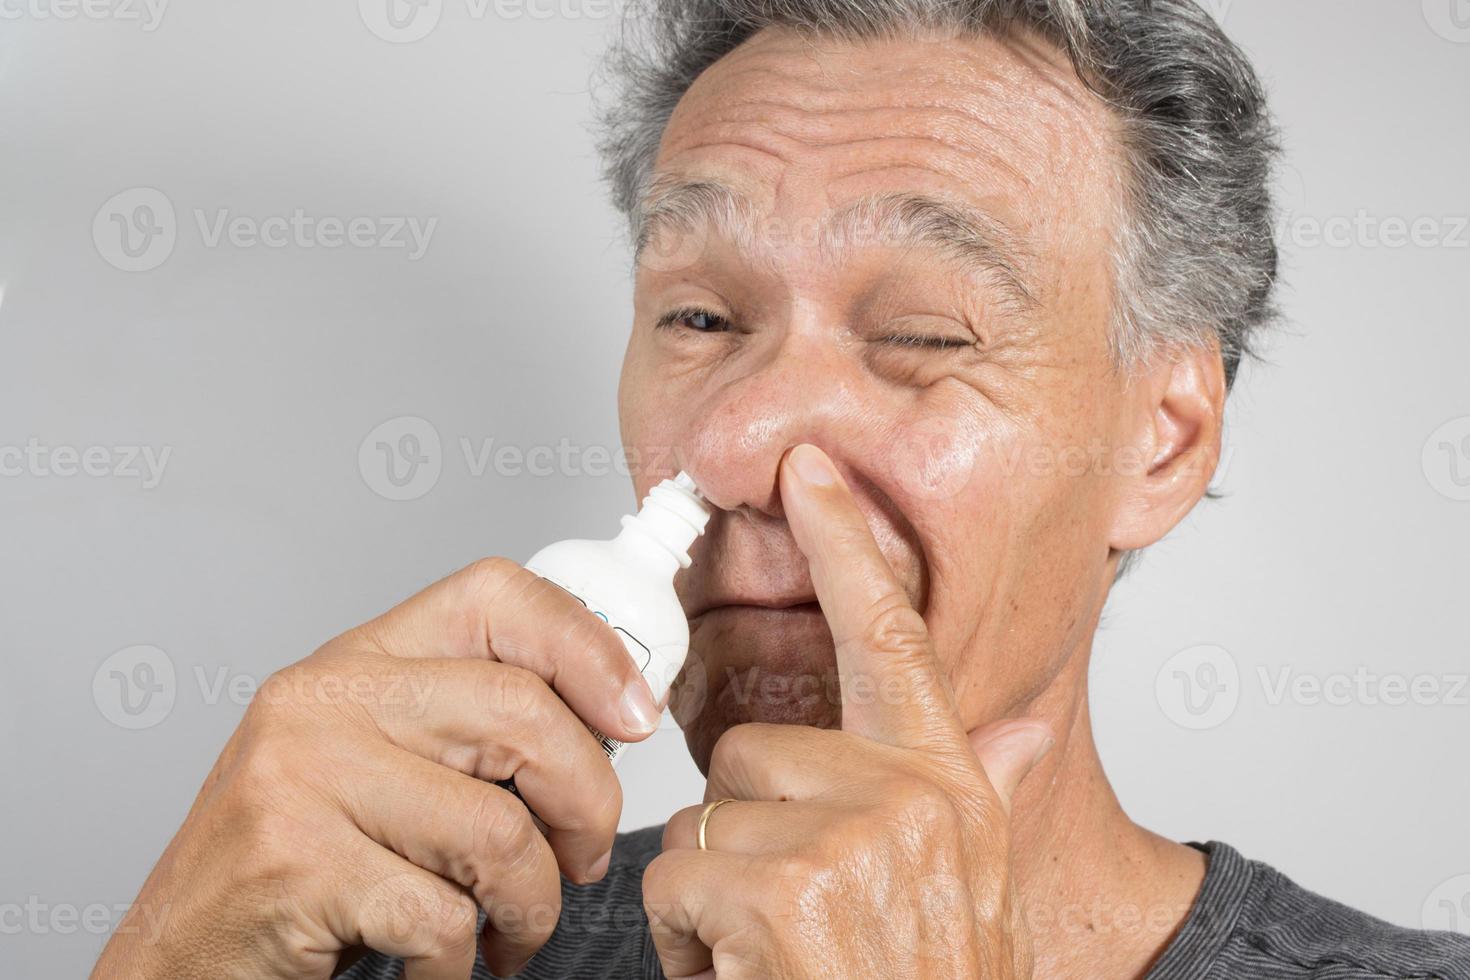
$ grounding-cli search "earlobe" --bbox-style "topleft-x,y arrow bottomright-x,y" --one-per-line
1107,346 -> 1227,552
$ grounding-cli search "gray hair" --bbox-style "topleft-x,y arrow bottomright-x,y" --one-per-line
595,0 -> 1279,388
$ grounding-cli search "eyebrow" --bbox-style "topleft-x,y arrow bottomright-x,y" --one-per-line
634,175 -> 1040,311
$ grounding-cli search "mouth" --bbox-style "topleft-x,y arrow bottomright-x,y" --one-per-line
676,598 -> 841,741
690,598 -> 823,620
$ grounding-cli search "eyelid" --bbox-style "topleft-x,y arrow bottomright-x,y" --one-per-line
880,333 -> 977,351
655,305 -> 732,332
872,308 -> 982,350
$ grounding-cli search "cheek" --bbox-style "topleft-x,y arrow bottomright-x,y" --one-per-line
892,400 -> 1116,713
887,412 -> 989,505
619,334 -> 694,490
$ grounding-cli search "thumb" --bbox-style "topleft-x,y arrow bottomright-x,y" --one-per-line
966,720 -> 1054,813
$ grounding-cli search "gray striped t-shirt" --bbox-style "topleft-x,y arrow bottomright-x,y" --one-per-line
340,830 -> 1470,979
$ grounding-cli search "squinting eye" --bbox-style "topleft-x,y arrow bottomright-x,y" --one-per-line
656,307 -> 731,334
883,334 -> 975,351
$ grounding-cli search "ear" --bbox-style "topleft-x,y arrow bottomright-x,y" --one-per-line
1107,344 -> 1227,552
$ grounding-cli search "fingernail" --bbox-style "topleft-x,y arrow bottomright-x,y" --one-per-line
789,444 -> 835,487
621,681 -> 659,736
588,848 -> 613,881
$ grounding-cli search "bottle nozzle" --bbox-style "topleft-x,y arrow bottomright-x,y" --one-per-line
672,471 -> 702,499
623,471 -> 711,569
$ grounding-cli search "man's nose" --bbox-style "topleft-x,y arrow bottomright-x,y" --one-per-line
680,332 -> 869,518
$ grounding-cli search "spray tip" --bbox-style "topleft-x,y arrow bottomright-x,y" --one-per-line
672,471 -> 702,499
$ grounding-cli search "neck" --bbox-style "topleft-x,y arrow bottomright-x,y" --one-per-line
1005,645 -> 1207,979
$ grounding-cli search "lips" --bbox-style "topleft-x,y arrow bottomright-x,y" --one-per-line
675,597 -> 842,749
688,596 -> 821,619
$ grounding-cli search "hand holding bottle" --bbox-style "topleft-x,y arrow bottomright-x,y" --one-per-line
92,476 -> 709,980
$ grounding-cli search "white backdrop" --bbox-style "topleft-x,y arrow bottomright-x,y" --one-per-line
2,2 -> 1467,975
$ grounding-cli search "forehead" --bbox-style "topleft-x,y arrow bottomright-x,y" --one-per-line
651,27 -> 1120,281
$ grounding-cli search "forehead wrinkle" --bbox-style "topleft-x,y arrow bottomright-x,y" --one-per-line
690,97 -> 1043,192
679,29 -> 1106,153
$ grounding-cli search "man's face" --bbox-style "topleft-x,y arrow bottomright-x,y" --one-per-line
619,27 -> 1143,770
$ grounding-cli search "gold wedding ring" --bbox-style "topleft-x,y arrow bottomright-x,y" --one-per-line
696,798 -> 736,851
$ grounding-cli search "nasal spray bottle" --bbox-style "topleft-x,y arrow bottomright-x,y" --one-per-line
524,472 -> 711,764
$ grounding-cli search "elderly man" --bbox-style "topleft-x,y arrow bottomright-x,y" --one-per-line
95,1 -> 1470,978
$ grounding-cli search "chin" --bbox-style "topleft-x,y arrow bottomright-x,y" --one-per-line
674,603 -> 842,773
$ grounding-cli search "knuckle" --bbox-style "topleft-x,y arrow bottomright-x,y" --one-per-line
869,778 -> 961,857
468,789 -> 534,872
708,722 -> 764,779
474,664 -> 548,724
772,852 -> 819,888
424,895 -> 479,960
640,852 -> 683,914
462,555 -> 521,597
231,724 -> 304,796
552,759 -> 621,840
563,606 -> 626,668
772,854 -> 831,919
858,600 -> 931,659
246,666 -> 306,721
904,778 -> 961,828
583,765 -> 623,839
360,873 -> 473,960
660,813 -> 687,852
491,889 -> 559,956
467,555 -> 526,587
525,887 -> 562,946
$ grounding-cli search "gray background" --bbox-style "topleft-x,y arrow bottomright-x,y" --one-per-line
2,1 -> 1467,975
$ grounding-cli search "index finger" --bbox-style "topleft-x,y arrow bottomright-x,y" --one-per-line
779,444 -> 966,751
348,557 -> 661,745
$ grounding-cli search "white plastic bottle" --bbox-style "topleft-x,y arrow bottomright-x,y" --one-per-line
524,471 -> 711,763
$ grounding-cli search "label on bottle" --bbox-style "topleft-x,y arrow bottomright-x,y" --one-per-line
534,573 -> 649,765
589,727 -> 626,764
